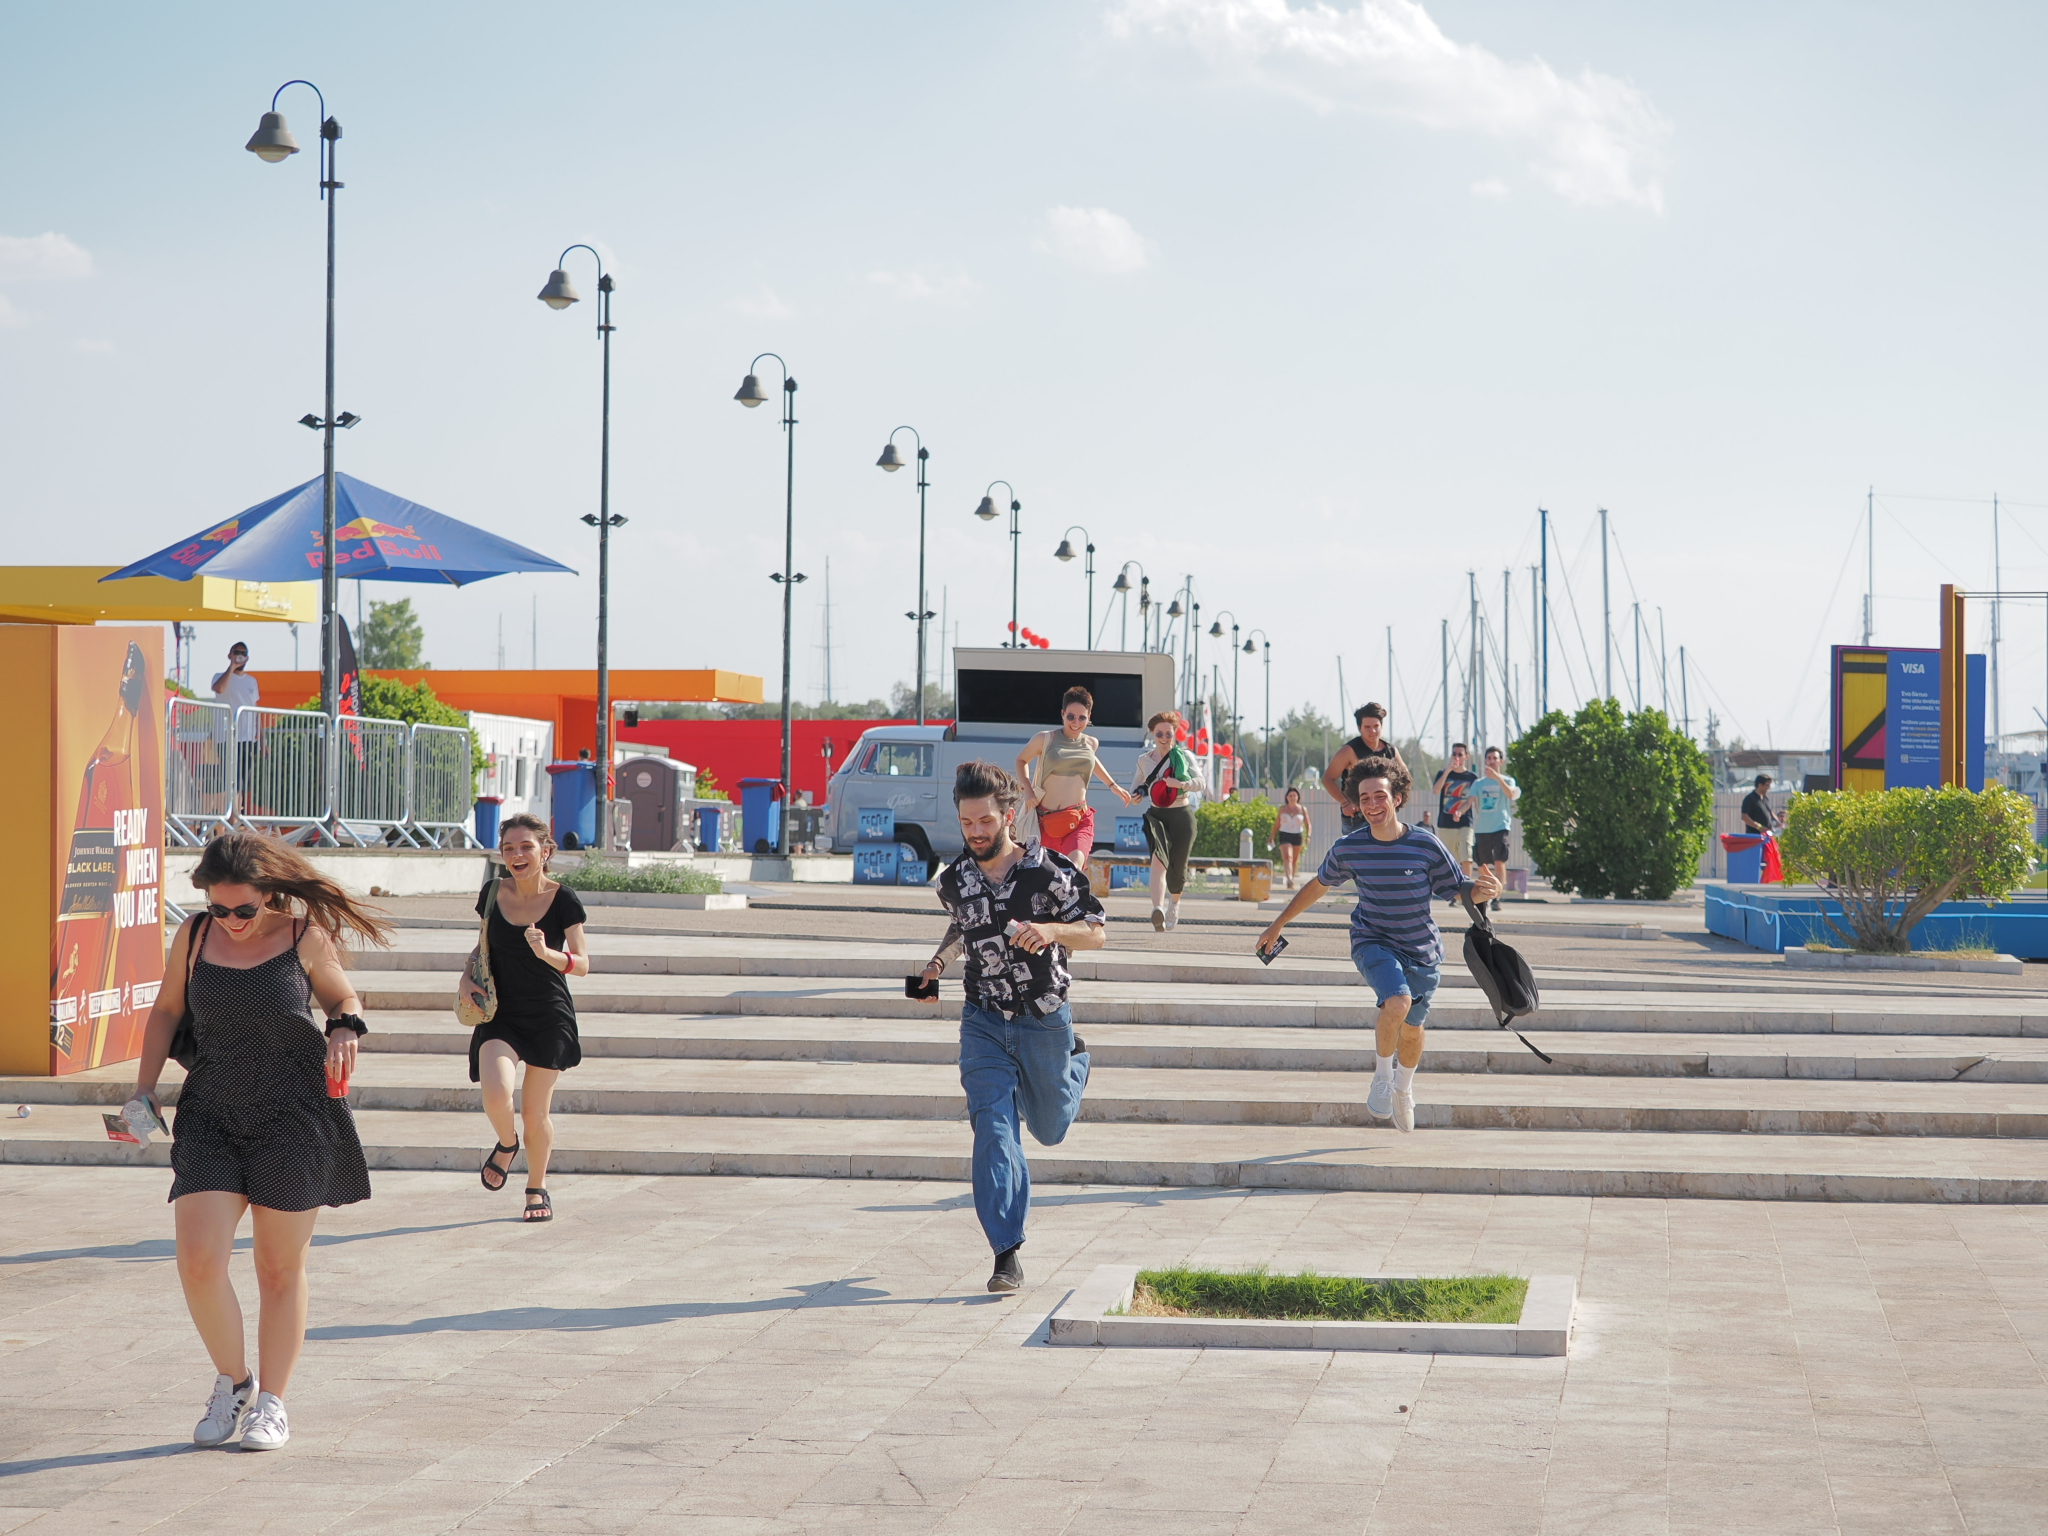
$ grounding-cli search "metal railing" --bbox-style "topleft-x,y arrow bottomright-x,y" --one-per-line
164,702 -> 479,848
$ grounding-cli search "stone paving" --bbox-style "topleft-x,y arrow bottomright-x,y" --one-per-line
3,1166 -> 2044,1534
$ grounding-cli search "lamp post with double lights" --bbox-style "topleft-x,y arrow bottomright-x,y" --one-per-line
973,482 -> 1022,647
1053,527 -> 1097,649
1243,629 -> 1272,788
246,79 -> 359,837
1208,611 -> 1242,771
1110,562 -> 1148,651
877,429 -> 934,722
1164,593 -> 1185,687
537,246 -> 626,848
735,355 -> 801,855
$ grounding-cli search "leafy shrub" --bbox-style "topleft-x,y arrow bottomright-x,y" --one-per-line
1510,700 -> 1713,899
1132,1268 -> 1526,1324
1780,787 -> 2035,953
1193,796 -> 1279,858
558,860 -> 722,895
299,675 -> 484,791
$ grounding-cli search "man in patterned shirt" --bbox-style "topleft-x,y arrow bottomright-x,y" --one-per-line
1256,760 -> 1500,1133
918,760 -> 1106,1293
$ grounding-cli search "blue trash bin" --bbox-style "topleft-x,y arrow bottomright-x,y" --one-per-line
738,777 -> 786,855
695,805 -> 724,853
1721,832 -> 1765,884
473,795 -> 503,849
546,761 -> 600,850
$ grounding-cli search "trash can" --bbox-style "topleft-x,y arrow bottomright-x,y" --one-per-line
696,804 -> 726,852
473,795 -> 503,849
738,777 -> 785,855
546,761 -> 600,850
1719,832 -> 1782,884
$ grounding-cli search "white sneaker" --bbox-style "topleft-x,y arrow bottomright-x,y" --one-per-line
1392,1089 -> 1416,1133
1151,907 -> 1165,932
239,1391 -> 289,1451
1164,896 -> 1180,931
193,1372 -> 252,1447
1366,1076 -> 1394,1120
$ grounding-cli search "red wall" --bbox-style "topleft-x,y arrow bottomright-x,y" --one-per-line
616,719 -> 941,802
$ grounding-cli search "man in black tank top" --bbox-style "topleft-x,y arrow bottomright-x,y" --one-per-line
1322,703 -> 1407,833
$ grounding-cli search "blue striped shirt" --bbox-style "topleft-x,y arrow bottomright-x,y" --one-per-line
1316,822 -> 1474,965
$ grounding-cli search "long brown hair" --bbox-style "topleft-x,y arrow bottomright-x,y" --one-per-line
190,832 -> 394,952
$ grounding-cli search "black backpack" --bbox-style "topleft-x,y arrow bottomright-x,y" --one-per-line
1460,895 -> 1550,1063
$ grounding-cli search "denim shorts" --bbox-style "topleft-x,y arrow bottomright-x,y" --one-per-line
1351,942 -> 1440,1024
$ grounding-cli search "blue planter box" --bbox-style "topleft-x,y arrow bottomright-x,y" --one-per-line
1706,885 -> 2048,958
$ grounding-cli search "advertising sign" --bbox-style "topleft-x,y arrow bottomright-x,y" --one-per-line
1830,645 -> 1985,792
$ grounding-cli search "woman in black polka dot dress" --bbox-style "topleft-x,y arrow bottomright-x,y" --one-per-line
132,832 -> 392,1453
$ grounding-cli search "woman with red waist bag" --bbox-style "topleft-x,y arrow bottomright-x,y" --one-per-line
1014,686 -> 1135,859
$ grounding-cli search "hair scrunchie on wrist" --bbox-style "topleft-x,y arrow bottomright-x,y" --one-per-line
325,1014 -> 369,1039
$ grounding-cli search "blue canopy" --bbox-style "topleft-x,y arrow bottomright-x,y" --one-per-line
102,472 -> 577,588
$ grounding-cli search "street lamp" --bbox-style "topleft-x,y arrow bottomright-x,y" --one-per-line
736,355 -> 802,856
1110,562 -> 1146,651
537,243 -> 626,850
247,79 -> 351,840
1054,527 -> 1097,649
974,482 -> 1022,647
1209,611 -> 1242,775
1244,629 -> 1272,788
878,428 -> 934,722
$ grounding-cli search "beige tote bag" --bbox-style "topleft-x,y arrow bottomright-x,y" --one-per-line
455,877 -> 500,1027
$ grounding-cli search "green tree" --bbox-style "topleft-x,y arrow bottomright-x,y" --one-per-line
1194,795 -> 1279,858
1780,787 -> 2036,953
1510,699 -> 1713,899
358,598 -> 426,669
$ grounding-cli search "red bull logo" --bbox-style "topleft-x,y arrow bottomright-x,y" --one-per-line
335,516 -> 421,541
201,519 -> 242,543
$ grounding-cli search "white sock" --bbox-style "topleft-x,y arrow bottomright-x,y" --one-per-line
1373,1053 -> 1395,1084
1393,1062 -> 1417,1093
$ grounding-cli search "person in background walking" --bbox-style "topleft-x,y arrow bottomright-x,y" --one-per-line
916,761 -> 1106,1293
1256,763 -> 1498,1133
1015,686 -> 1135,859
1274,786 -> 1310,888
129,831 -> 391,1452
1741,774 -> 1779,837
1470,747 -> 1521,912
210,641 -> 261,810
1130,710 -> 1201,931
466,812 -> 589,1223
1429,742 -> 1477,876
1323,703 -> 1406,834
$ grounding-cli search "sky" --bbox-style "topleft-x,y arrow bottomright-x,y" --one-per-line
6,1 -> 2048,753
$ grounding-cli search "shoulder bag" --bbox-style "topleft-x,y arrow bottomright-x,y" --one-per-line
166,914 -> 211,1070
455,877 -> 500,1028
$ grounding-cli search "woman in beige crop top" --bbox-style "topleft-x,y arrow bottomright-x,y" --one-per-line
1015,685 -> 1134,859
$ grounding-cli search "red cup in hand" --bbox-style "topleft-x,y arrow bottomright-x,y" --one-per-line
326,1062 -> 349,1098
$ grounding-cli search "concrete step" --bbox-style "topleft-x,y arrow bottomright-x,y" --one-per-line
351,970 -> 2048,1037
10,1103 -> 2040,1202
27,1055 -> 2046,1138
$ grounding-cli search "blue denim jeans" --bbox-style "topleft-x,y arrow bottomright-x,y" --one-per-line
958,1000 -> 1090,1254
1351,942 -> 1441,1025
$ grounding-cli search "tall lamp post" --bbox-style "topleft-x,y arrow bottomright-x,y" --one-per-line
1164,593 -> 1186,692
877,428 -> 934,722
1053,527 -> 1097,649
1243,630 -> 1271,788
1110,562 -> 1146,651
537,246 -> 626,849
974,482 -> 1022,647
1208,612 -> 1242,772
246,80 -> 357,839
735,355 -> 802,855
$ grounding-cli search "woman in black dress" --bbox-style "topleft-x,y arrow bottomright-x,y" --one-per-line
131,832 -> 392,1452
468,812 -> 588,1222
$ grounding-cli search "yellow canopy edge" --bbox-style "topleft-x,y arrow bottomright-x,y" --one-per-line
0,568 -> 319,626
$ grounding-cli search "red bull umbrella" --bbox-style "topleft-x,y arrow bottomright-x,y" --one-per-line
102,472 -> 576,588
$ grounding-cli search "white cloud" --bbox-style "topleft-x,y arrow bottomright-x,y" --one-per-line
0,231 -> 94,282
1034,207 -> 1155,274
866,267 -> 979,306
728,285 -> 796,321
1109,0 -> 1669,211
72,338 -> 116,355
1471,177 -> 1509,199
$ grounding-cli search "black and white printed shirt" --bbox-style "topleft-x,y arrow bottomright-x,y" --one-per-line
931,842 -> 1106,1016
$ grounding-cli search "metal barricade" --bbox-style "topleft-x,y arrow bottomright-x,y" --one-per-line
337,715 -> 420,846
165,698 -> 235,846
235,706 -> 332,841
410,723 -> 477,846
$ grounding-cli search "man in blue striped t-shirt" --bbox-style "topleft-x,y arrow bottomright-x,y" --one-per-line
1256,760 -> 1501,1132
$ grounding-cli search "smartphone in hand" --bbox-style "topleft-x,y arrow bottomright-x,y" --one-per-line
904,975 -> 940,1000
1256,936 -> 1288,966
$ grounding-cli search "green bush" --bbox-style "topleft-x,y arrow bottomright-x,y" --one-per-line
1510,700 -> 1714,899
557,860 -> 722,895
1780,787 -> 2035,954
1132,1268 -> 1527,1324
1193,796 -> 1279,858
299,675 -> 484,791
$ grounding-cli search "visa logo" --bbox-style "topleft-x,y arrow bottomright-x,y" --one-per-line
1900,663 -> 1926,673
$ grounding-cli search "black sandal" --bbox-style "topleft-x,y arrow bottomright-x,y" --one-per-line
523,1189 -> 553,1222
480,1140 -> 518,1191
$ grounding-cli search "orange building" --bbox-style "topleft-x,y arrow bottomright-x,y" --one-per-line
248,668 -> 763,764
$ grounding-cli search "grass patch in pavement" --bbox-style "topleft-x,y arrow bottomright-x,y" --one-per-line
1127,1268 -> 1527,1324
559,862 -> 723,895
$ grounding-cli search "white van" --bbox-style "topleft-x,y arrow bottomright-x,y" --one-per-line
823,647 -> 1178,868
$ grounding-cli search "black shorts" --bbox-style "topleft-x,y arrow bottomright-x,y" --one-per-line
1276,830 -> 1302,847
1474,830 -> 1510,865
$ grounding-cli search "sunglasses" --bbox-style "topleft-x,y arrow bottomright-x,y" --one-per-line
206,902 -> 264,921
